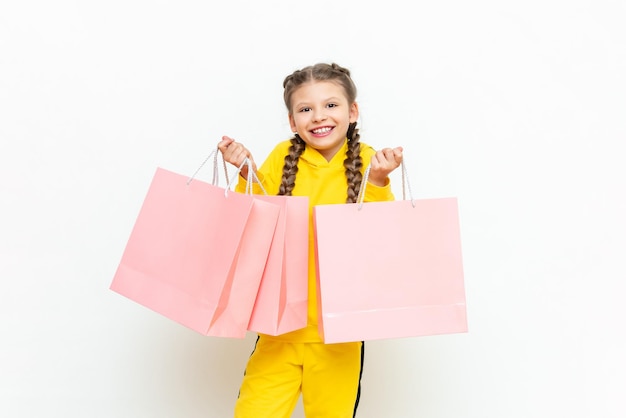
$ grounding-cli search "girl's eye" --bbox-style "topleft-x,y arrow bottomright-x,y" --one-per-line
327,103 -> 337,108
299,107 -> 311,112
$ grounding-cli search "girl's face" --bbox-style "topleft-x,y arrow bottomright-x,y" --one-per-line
288,80 -> 359,161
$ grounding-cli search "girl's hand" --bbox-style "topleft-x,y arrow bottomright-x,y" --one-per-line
368,147 -> 403,187
218,136 -> 257,178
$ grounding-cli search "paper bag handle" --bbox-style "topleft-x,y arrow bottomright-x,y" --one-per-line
187,146 -> 269,197
228,158 -> 269,196
186,147 -> 229,187
357,161 -> 415,209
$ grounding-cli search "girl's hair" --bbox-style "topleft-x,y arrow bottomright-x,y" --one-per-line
278,63 -> 363,203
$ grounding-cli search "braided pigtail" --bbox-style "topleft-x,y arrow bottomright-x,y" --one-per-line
278,134 -> 306,196
344,122 -> 363,203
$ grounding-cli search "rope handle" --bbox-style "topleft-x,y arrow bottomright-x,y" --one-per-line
186,147 -> 228,187
356,160 -> 415,210
186,147 -> 268,197
228,157 -> 269,196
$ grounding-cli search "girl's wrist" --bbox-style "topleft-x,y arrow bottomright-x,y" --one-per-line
367,175 -> 389,187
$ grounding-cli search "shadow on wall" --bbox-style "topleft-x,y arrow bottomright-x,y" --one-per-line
106,307 -> 259,416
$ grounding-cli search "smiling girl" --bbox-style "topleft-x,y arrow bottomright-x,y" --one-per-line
219,62 -> 403,418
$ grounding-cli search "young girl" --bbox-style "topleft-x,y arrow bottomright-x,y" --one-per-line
218,62 -> 403,418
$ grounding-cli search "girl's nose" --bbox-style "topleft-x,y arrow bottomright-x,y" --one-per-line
313,109 -> 327,122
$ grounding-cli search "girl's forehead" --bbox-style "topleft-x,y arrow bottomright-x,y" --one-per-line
291,80 -> 347,101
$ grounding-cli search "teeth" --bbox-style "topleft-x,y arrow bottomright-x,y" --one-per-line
313,127 -> 332,134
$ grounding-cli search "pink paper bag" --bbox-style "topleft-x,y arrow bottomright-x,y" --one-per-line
110,167 -> 279,338
247,195 -> 309,336
314,196 -> 467,343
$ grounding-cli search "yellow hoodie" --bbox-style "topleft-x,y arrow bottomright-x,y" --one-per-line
236,139 -> 395,342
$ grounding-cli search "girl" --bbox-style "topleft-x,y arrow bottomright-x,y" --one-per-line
218,62 -> 403,418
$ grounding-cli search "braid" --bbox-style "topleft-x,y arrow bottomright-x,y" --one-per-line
330,62 -> 352,78
344,122 -> 363,203
278,134 -> 306,196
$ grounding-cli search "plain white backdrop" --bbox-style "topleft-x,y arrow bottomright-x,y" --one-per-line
1,1 -> 625,417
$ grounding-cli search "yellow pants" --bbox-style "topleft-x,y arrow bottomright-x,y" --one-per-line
234,337 -> 364,418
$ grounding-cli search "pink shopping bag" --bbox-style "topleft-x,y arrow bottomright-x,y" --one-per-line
246,194 -> 309,336
110,159 -> 279,338
313,164 -> 467,343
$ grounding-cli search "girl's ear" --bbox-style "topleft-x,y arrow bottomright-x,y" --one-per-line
288,113 -> 297,133
349,102 -> 359,123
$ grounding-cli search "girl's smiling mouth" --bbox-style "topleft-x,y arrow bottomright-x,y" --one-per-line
311,126 -> 333,136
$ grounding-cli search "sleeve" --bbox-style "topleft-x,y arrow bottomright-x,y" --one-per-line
363,180 -> 395,203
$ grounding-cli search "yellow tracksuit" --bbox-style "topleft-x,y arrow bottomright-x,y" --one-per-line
234,139 -> 394,418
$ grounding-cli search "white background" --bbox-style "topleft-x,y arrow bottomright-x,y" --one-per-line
1,1 -> 625,417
